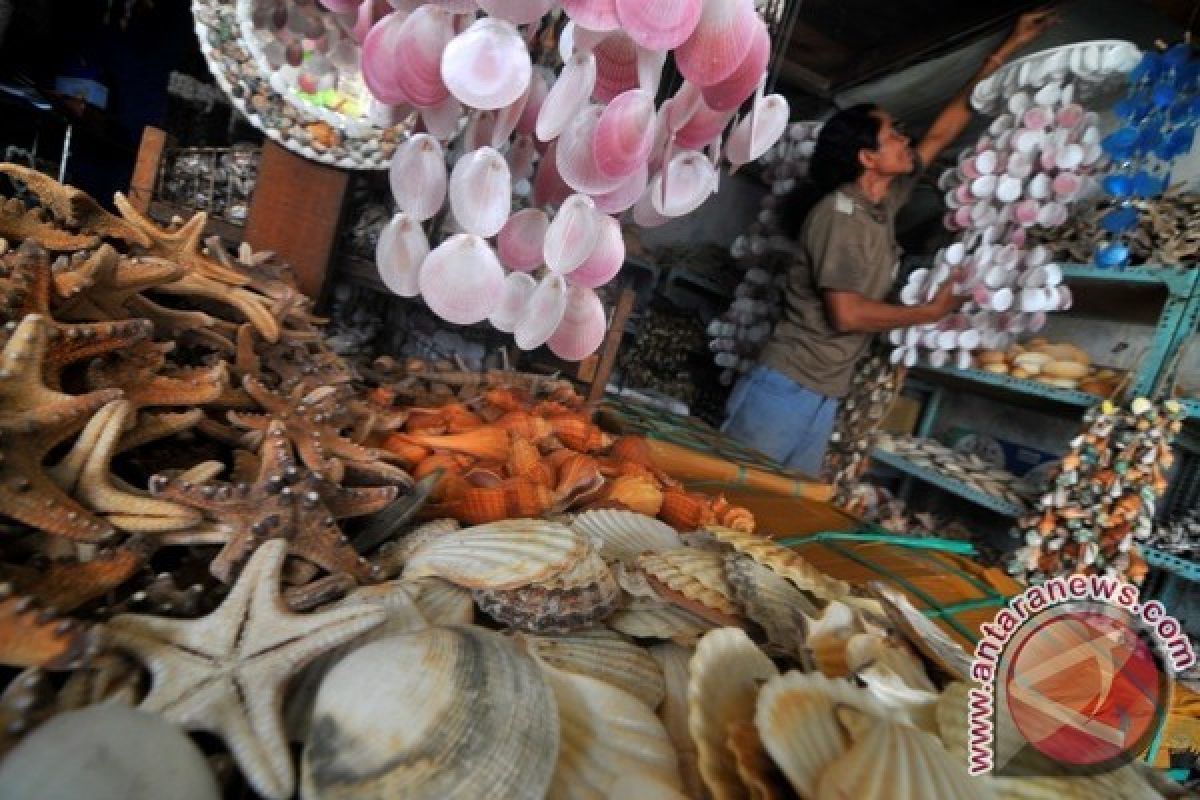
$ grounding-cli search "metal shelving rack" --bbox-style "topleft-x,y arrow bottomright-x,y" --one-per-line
869,447 -> 1028,517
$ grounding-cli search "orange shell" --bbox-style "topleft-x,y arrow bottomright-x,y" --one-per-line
399,427 -> 513,462
494,411 -> 554,440
435,471 -> 472,504
605,474 -> 664,517
405,409 -> 449,434
380,434 -> 432,466
548,416 -> 613,453
453,486 -> 510,525
502,478 -> 556,517
659,489 -> 717,531
608,435 -> 654,466
466,463 -> 506,488
555,452 -> 604,497
413,452 -> 469,481
507,437 -> 545,481
484,387 -> 531,412
717,505 -> 755,534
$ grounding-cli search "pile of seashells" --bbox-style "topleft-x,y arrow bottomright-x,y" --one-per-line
1147,507 -> 1200,560
1010,397 -> 1186,584
823,349 -> 904,501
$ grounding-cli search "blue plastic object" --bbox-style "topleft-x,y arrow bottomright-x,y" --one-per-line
1095,242 -> 1130,268
1102,174 -> 1133,197
1100,207 -> 1140,234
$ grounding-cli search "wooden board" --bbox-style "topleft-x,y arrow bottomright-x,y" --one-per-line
128,126 -> 169,213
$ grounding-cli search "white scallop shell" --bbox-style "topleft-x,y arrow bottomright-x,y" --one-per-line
872,582 -> 973,681
542,664 -> 682,798
544,193 -> 601,275
441,18 -> 532,111
514,273 -> 569,351
638,549 -> 738,616
571,509 -> 683,562
650,150 -> 716,218
417,233 -> 504,325
489,271 -> 538,333
608,605 -> 714,643
375,212 -> 429,297
300,626 -> 558,799
389,134 -> 446,221
725,94 -> 791,168
537,51 -> 597,142
648,643 -> 706,800
687,628 -> 778,800
402,519 -> 588,590
546,285 -> 607,362
723,553 -> 819,662
516,628 -> 666,709
807,600 -> 865,677
402,576 -> 476,625
447,146 -> 512,238
707,526 -> 853,604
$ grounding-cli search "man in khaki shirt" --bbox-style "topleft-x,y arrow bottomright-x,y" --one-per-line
723,9 -> 1057,476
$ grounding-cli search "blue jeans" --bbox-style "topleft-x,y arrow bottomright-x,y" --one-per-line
720,365 -> 839,477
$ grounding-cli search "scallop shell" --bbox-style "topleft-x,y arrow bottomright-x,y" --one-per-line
363,5 -> 454,108
571,509 -> 683,562
563,212 -> 624,289
515,628 -> 665,709
726,720 -> 789,800
845,632 -> 935,691
448,146 -> 511,238
417,234 -> 504,325
542,664 -> 682,798
807,600 -> 863,677
872,582 -> 972,681
489,271 -> 538,333
375,212 -> 428,297
707,526 -> 851,603
557,105 -> 628,195
700,16 -> 769,112
537,51 -> 597,142
815,716 -> 986,800
402,575 -> 476,625
544,193 -> 600,275
674,0 -> 757,87
638,549 -> 738,617
300,626 -> 558,800
675,104 -> 735,151
649,643 -> 705,799
753,671 -> 889,799
547,286 -> 606,362
723,553 -> 819,662
389,134 -> 446,221
441,18 -> 532,111
592,161 -> 649,214
592,89 -> 657,180
592,32 -> 640,103
614,0 -> 702,50
514,273 -> 569,351
476,0 -> 555,27
419,94 -> 462,141
474,550 -> 621,633
561,0 -> 620,32
607,774 -> 691,799
725,94 -> 790,167
855,671 -> 940,733
608,605 -> 714,643
402,519 -> 589,590
650,150 -> 716,218
687,628 -> 778,800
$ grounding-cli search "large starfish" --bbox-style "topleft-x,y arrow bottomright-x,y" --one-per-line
0,164 -> 150,247
0,314 -> 121,541
53,253 -> 184,322
149,421 -> 397,583
0,197 -> 100,251
231,375 -> 411,487
84,339 -> 229,409
103,539 -> 385,800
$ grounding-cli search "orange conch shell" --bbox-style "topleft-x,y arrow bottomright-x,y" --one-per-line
659,489 -> 717,531
604,473 -> 664,516
395,427 -> 512,462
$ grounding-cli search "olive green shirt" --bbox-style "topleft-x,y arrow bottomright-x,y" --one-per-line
760,170 -> 920,398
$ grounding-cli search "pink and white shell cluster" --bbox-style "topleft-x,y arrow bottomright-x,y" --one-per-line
890,52 -> 1120,369
363,0 -> 789,359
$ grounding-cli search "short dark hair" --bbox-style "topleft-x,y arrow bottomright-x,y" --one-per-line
809,103 -> 882,193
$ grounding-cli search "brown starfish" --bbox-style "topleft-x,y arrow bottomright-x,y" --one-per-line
0,164 -> 149,247
231,375 -> 411,487
0,314 -> 121,541
5,542 -> 149,614
53,253 -> 183,322
0,586 -> 96,670
148,421 -> 397,583
84,340 -> 229,409
0,197 -> 100,252
112,193 -> 249,285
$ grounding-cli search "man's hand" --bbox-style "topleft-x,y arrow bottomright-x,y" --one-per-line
1009,8 -> 1060,51
928,272 -> 967,318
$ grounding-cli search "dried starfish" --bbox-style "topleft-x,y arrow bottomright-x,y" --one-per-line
116,408 -> 206,453
149,421 -> 396,583
104,539 -> 385,800
0,164 -> 149,247
231,375 -> 411,487
0,197 -> 100,251
54,254 -> 183,322
0,314 -> 121,541
6,542 -> 148,613
112,193 -> 249,285
85,340 -> 229,409
0,586 -> 96,670
49,398 -> 201,533
153,271 -> 280,343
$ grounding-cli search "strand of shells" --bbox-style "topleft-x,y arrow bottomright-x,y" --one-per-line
1010,397 -> 1186,584
823,348 -> 904,503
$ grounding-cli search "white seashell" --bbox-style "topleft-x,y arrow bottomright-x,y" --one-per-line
419,94 -> 464,141
497,207 -> 549,272
441,18 -> 532,111
514,273 -> 570,350
872,583 -> 973,681
571,509 -> 683,562
544,193 -> 601,275
725,94 -> 790,167
547,285 -> 607,361
403,519 -> 588,589
564,211 -> 624,288
845,632 -> 935,692
489,271 -> 539,333
541,664 -> 682,798
557,105 -> 628,195
516,628 -> 666,709
476,0 -> 555,26
418,234 -> 504,324
537,51 -> 597,142
608,605 -> 714,643
448,146 -> 512,238
375,212 -> 429,297
608,774 -> 691,799
649,643 -> 706,799
592,161 -> 649,214
688,628 -> 779,800
300,626 -> 559,799
389,134 -> 446,221
650,150 -> 716,218
723,553 -> 820,662
639,549 -> 740,618
402,575 -> 475,625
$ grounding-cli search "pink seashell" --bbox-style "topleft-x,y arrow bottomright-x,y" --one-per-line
489,271 -> 538,333
376,212 -> 429,297
650,150 -> 715,218
674,0 -> 757,87
441,18 -> 531,111
560,21 -> 610,57
632,184 -> 670,228
419,94 -> 463,140
592,89 -> 657,180
663,82 -> 705,133
506,134 -> 538,182
320,0 -> 364,12
476,0 -> 555,26
560,0 -> 620,33
363,6 -> 455,108
1052,171 -> 1082,199
725,93 -> 789,167
536,51 -> 597,142
463,110 -> 497,152
418,234 -> 505,324
544,194 -> 601,274
615,0 -> 702,51
448,146 -> 512,238
637,47 -> 668,95
389,134 -> 447,221
700,16 -> 768,112
516,70 -> 550,135
567,212 -> 624,288
547,285 -> 607,361
497,208 -> 549,272
592,32 -> 640,103
592,161 -> 648,214
352,0 -> 391,44
490,83 -> 531,148
426,0 -> 478,11
557,105 -> 628,195
515,273 -> 569,350
674,102 -> 735,151
533,140 -> 573,207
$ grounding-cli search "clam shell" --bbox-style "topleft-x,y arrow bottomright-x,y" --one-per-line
608,774 -> 691,799
571,509 -> 683,562
418,234 -> 504,325
872,582 -> 972,681
557,105 -> 628,195
638,549 -> 738,616
608,605 -> 714,643
497,208 -> 549,272
547,285 -> 607,361
561,0 -> 620,32
402,519 -> 589,589
592,161 -> 649,214
650,150 -> 716,218
726,720 -> 789,800
649,642 -> 706,800
447,146 -> 511,238
614,0 -> 702,51
700,16 -> 769,112
723,553 -> 819,661
725,94 -> 790,167
477,0 -> 554,25
514,273 -> 569,351
542,665 -> 682,798
674,0 -> 757,87
375,212 -> 428,298
441,18 -> 531,111
300,626 -> 558,799
593,89 -> 657,180
707,526 -> 851,603
544,193 -> 600,275
489,271 -> 538,333
687,628 -> 778,800
563,212 -> 624,288
515,628 -> 665,709
592,31 -> 640,103
537,51 -> 597,142
402,576 -> 475,625
388,134 -> 446,221
753,672 -> 888,799
675,104 -> 735,151
363,5 -> 454,107
474,550 -> 621,633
